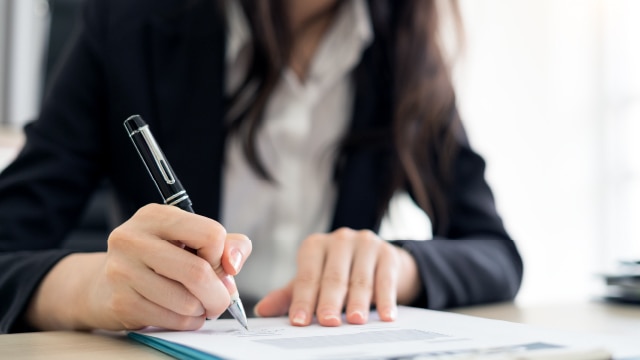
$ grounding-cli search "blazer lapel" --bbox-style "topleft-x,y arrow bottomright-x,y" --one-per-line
146,2 -> 227,221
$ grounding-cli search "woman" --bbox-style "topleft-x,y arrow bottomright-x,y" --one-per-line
0,0 -> 522,333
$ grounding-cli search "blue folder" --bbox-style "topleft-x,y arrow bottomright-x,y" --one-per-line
128,332 -> 223,360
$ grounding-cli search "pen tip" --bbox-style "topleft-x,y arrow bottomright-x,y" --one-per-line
227,297 -> 250,331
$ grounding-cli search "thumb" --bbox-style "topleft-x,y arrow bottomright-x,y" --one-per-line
254,281 -> 293,317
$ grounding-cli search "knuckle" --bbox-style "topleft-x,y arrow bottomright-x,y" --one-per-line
137,203 -> 180,227
136,203 -> 164,218
322,269 -> 348,288
179,293 -> 203,316
350,275 -> 373,291
295,270 -> 319,285
333,227 -> 354,240
106,227 -> 131,251
107,292 -> 132,321
185,259 -> 214,287
357,229 -> 379,244
201,221 -> 226,245
103,258 -> 128,283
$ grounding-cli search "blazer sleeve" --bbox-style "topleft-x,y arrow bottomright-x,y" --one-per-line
393,128 -> 523,310
0,0 -> 108,333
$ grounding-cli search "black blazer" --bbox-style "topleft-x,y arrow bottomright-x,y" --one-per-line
0,0 -> 522,333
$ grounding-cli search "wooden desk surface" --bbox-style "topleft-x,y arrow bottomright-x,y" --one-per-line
1,301 -> 638,359
450,300 -> 640,337
0,330 -> 173,360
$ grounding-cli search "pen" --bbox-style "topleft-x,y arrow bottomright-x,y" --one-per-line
123,114 -> 249,330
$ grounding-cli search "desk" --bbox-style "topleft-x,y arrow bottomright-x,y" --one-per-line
0,330 -> 173,360
1,301 -> 638,359
451,300 -> 640,337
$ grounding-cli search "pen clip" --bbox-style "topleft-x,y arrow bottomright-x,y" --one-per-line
139,125 -> 176,185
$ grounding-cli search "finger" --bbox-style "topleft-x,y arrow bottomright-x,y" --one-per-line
289,233 -> 327,326
345,232 -> 379,324
374,243 -> 399,322
254,282 -> 293,317
128,262 -> 205,317
125,204 -> 232,318
315,230 -> 356,327
222,233 -> 253,276
132,204 -> 227,264
111,288 -> 206,331
136,235 -> 231,319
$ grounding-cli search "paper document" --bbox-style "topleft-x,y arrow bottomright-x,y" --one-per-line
129,306 -> 635,360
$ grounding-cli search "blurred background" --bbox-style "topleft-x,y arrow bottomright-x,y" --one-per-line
454,0 -> 640,304
0,0 -> 638,305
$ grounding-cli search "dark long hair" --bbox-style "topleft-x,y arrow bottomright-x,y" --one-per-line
226,0 -> 462,233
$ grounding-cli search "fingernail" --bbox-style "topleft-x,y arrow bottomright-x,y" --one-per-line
230,248 -> 242,273
350,310 -> 366,322
292,310 -> 307,326
322,313 -> 341,325
383,307 -> 397,321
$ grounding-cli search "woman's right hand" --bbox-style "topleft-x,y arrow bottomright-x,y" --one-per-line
26,204 -> 252,331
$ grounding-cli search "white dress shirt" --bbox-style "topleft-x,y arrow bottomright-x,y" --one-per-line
222,0 -> 373,300
222,0 -> 432,301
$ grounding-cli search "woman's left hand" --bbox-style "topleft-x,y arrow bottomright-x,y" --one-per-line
254,228 -> 421,326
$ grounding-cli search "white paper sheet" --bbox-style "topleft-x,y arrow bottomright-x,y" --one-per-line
132,306 -> 638,359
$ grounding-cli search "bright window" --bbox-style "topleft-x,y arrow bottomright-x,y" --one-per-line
454,0 -> 640,303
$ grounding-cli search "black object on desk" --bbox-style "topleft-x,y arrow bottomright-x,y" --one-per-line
601,260 -> 640,305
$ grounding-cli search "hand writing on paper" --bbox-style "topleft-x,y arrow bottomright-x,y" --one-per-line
254,228 -> 421,327
26,204 -> 252,331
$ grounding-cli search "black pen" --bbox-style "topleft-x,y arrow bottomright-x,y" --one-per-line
124,114 -> 249,330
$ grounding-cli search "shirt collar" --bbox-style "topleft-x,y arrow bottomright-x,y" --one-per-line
224,0 -> 374,69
